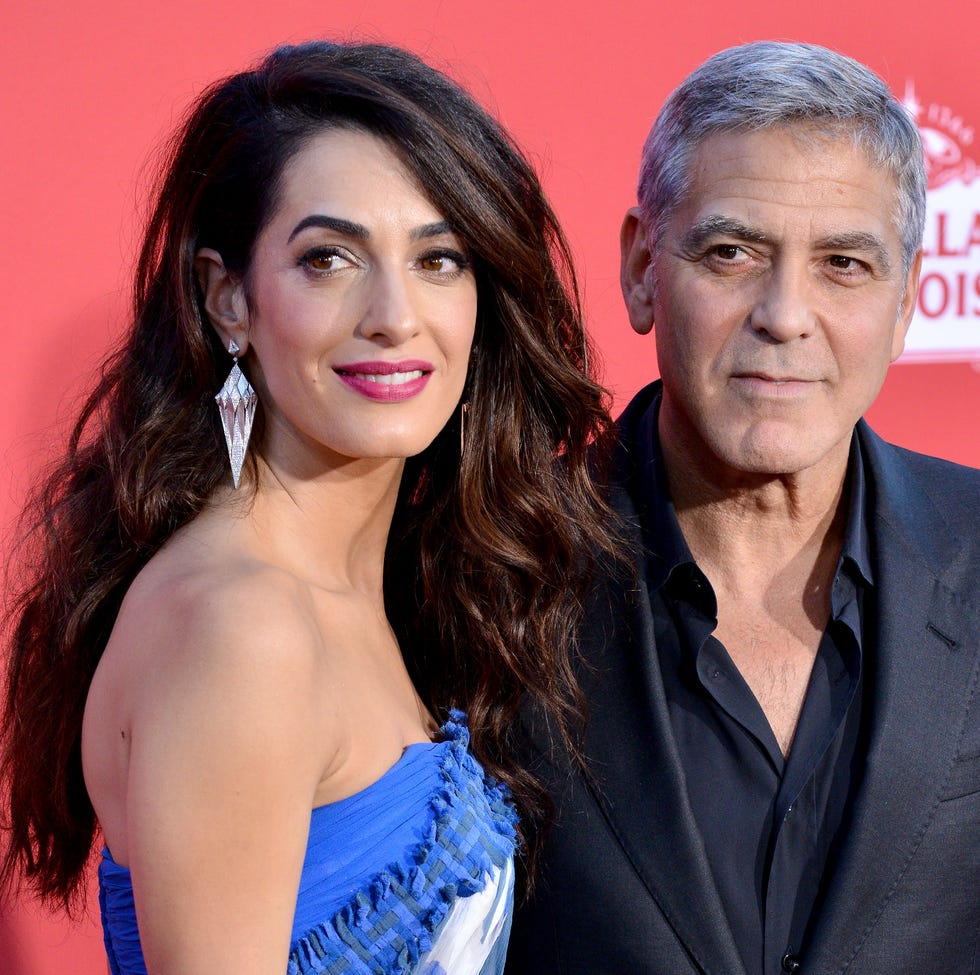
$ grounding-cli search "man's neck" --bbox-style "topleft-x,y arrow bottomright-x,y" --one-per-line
660,423 -> 850,593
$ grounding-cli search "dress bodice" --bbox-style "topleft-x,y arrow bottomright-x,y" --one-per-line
99,712 -> 518,975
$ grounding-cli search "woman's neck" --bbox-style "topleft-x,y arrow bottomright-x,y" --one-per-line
213,453 -> 406,603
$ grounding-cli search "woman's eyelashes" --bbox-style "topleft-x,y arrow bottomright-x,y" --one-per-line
296,245 -> 471,280
298,245 -> 359,276
416,248 -> 471,279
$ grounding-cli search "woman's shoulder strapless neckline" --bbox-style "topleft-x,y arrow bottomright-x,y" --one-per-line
99,710 -> 519,975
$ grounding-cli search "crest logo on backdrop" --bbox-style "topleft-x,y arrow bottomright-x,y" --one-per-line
901,81 -> 980,362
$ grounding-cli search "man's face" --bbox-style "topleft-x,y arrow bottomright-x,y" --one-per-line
622,126 -> 921,484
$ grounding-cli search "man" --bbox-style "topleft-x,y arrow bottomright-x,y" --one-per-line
507,42 -> 979,975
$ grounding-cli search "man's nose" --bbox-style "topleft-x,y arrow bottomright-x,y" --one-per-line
748,262 -> 816,342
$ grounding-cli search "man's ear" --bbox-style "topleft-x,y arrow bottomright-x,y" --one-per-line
891,248 -> 923,361
195,248 -> 249,354
620,207 -> 656,335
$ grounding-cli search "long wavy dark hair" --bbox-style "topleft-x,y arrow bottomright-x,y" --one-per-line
1,40 -> 616,912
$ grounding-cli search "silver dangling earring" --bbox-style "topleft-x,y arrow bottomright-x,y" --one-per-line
459,401 -> 469,455
214,338 -> 257,489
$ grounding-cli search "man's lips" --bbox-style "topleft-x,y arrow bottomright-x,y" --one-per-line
334,360 -> 433,401
731,373 -> 819,397
733,371 -> 815,384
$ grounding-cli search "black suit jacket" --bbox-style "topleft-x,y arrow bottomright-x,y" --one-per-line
507,381 -> 980,975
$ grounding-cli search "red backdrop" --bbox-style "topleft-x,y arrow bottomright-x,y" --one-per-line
2,0 -> 978,968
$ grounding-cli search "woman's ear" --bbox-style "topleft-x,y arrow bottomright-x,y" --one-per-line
195,248 -> 249,354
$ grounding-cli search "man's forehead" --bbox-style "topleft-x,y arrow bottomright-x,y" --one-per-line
670,125 -> 902,242
685,123 -> 892,182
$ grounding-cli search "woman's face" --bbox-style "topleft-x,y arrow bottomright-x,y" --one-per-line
234,127 -> 477,476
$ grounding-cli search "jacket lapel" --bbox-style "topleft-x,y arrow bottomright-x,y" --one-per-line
805,424 -> 980,972
576,383 -> 746,975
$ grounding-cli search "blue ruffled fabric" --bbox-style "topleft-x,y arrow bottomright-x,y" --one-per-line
98,711 -> 518,975
287,710 -> 517,974
99,852 -> 145,975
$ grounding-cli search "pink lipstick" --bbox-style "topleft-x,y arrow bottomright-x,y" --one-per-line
334,359 -> 433,402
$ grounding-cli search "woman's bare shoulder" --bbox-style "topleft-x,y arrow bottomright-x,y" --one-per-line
100,516 -> 346,747
84,510 -> 359,867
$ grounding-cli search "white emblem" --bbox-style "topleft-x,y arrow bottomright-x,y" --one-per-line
901,81 -> 980,363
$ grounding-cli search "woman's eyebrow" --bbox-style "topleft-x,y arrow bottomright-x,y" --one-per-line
287,214 -> 368,243
287,216 -> 456,244
412,220 -> 454,241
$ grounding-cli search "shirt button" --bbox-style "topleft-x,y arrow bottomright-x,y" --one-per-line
781,953 -> 801,973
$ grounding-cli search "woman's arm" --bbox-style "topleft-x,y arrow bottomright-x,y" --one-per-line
116,569 -> 334,975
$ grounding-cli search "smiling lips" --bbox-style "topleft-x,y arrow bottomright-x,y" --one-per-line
334,359 -> 433,401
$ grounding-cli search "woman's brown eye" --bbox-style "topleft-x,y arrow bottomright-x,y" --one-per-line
417,250 -> 467,275
300,248 -> 354,273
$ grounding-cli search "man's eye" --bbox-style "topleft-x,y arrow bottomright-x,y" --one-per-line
828,255 -> 861,270
712,245 -> 742,260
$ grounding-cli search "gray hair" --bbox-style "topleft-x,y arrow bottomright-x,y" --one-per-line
638,41 -> 926,274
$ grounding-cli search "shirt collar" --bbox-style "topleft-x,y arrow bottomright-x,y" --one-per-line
636,391 -> 698,592
635,387 -> 874,591
840,433 -> 874,588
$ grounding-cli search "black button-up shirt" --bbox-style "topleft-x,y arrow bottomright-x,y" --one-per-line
638,398 -> 871,975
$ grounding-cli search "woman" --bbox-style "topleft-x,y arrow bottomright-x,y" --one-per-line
0,41 -> 613,975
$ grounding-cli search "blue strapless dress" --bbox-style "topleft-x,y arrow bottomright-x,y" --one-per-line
98,711 -> 518,975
